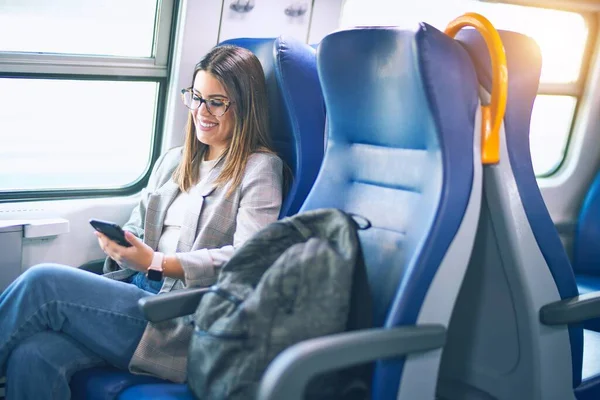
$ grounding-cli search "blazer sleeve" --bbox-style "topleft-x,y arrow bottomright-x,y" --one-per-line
121,151 -> 171,239
177,153 -> 284,287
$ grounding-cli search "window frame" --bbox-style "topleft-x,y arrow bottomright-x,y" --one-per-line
0,0 -> 177,203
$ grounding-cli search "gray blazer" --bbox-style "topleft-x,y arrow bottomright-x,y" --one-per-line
103,146 -> 284,382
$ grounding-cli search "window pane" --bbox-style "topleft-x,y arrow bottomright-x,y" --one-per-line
0,0 -> 158,57
530,95 -> 576,176
0,79 -> 158,191
341,0 -> 588,83
471,4 -> 587,84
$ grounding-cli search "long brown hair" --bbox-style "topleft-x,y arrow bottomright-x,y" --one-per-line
173,45 -> 275,195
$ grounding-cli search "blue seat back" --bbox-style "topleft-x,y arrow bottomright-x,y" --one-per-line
438,31 -> 582,399
574,173 -> 600,276
220,36 -> 326,217
301,25 -> 481,399
461,29 -> 582,387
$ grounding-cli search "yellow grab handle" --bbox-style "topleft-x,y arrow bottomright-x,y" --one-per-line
445,12 -> 508,165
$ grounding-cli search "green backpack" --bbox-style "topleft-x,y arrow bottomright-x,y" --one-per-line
187,208 -> 372,399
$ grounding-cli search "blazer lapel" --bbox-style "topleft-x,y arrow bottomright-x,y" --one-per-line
145,180 -> 179,250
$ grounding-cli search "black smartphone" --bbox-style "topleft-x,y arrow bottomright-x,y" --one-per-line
89,219 -> 132,247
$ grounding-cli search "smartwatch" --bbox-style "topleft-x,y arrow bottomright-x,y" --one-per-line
147,252 -> 164,281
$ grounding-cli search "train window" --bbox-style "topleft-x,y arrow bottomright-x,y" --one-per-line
0,79 -> 158,191
341,0 -> 591,176
530,95 -> 577,176
0,0 -> 173,199
0,0 -> 158,57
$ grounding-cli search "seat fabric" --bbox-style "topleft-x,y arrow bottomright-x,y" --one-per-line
577,275 -> 600,295
574,170 -> 600,331
300,24 -> 480,400
576,275 -> 600,332
118,384 -> 193,400
576,330 -> 600,399
69,36 -> 325,400
456,31 -> 583,386
69,367 -> 166,400
574,172 -> 600,277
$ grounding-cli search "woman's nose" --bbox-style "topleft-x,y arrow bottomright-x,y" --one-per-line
197,101 -> 210,116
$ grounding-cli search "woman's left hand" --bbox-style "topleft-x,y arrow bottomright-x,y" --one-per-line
96,231 -> 154,272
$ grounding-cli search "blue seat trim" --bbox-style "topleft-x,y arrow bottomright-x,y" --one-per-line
378,24 -> 477,400
575,275 -> 600,332
274,36 -> 326,216
574,172 -> 600,276
70,367 -> 167,400
308,24 -> 477,400
117,384 -> 193,400
576,378 -> 600,400
577,275 -> 600,295
456,29 -> 583,387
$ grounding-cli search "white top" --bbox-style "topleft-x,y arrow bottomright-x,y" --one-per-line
156,157 -> 218,254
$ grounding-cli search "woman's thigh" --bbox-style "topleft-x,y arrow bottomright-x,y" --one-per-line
0,263 -> 153,370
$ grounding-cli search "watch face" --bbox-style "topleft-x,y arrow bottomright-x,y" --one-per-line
147,269 -> 163,282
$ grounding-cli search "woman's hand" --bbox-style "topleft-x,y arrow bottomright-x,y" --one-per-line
95,231 -> 154,272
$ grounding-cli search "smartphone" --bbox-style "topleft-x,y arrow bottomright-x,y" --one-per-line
89,219 -> 132,247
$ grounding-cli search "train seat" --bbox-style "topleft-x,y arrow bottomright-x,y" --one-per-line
69,35 -> 326,400
118,23 -> 483,400
438,29 -> 600,400
219,37 -> 326,218
574,174 -> 600,298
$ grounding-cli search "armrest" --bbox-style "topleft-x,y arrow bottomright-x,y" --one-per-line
138,287 -> 210,323
540,291 -> 600,325
257,324 -> 446,400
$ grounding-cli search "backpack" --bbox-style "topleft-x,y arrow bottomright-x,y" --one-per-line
187,208 -> 372,399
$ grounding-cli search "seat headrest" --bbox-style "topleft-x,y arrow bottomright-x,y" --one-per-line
219,37 -> 325,217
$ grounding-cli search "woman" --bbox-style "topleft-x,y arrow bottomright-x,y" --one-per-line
0,45 -> 284,399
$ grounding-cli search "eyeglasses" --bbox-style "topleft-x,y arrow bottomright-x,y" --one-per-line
180,88 -> 232,117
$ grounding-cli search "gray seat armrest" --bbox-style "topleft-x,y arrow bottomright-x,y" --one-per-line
540,291 -> 600,325
257,324 -> 446,400
138,287 -> 210,323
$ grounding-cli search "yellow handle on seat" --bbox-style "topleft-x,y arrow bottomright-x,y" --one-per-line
445,12 -> 508,165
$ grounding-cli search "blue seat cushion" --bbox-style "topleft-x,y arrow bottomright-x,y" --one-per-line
574,172 -> 600,276
575,330 -> 600,399
118,384 -> 193,400
577,274 -> 600,295
70,367 -> 168,400
575,275 -> 600,332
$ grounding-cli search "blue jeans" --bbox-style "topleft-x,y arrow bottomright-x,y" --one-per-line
0,263 -> 154,399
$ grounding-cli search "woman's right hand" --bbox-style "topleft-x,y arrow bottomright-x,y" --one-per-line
95,231 -> 154,273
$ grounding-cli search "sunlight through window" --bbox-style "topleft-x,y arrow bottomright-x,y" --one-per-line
341,0 -> 588,83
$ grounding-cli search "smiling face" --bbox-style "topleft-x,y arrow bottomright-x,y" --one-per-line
191,70 -> 235,160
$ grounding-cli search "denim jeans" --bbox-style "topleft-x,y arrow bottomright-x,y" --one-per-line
0,263 -> 154,400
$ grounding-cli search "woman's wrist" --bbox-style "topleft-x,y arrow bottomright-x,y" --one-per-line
147,251 -> 165,281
